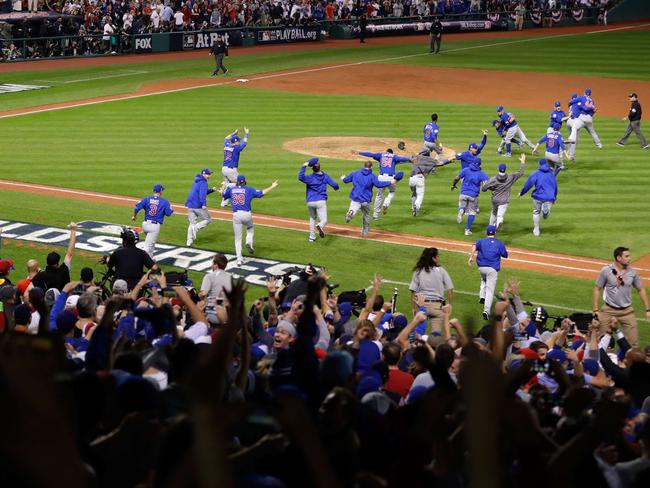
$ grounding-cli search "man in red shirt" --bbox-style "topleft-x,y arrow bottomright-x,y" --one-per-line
382,342 -> 414,399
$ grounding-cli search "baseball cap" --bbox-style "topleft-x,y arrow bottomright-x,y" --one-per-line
629,92 -> 638,98
16,279 -> 31,297
307,157 -> 319,167
496,105 -> 504,112
113,279 -> 129,294
491,119 -> 499,127
554,101 -> 561,107
201,168 -> 213,175
45,288 -> 60,307
236,174 -> 246,184
231,135 -> 241,143
153,183 -> 165,193
486,225 -> 496,235
584,88 -> 592,96
468,143 -> 478,150
0,259 -> 14,275
65,294 -> 80,309
538,158 -> 548,167
551,122 -> 561,131
570,92 -> 577,99
498,163 -> 507,173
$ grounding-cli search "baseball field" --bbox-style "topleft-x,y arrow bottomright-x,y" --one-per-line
1,22 -> 649,342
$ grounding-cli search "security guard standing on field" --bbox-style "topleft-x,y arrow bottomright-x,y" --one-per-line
430,16 -> 442,54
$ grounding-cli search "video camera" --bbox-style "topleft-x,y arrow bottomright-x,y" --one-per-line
337,289 -> 367,310
273,266 -> 302,287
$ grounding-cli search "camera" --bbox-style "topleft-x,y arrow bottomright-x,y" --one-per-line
337,289 -> 367,309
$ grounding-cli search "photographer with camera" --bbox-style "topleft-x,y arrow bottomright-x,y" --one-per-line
104,228 -> 158,291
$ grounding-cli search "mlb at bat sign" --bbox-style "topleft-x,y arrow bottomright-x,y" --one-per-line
183,30 -> 243,50
256,26 -> 321,44
0,219 -> 310,287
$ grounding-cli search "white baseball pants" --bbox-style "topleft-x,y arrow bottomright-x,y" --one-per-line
409,175 -> 425,212
478,266 -> 499,316
505,125 -> 533,148
187,207 -> 212,243
489,203 -> 508,228
233,210 -> 254,261
221,166 -> 238,206
142,221 -> 161,257
347,200 -> 371,235
373,174 -> 396,218
307,200 -> 328,239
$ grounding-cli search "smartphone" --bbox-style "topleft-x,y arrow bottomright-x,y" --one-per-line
532,359 -> 550,374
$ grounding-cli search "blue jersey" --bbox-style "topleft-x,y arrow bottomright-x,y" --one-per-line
358,151 -> 411,176
519,161 -> 558,203
134,195 -> 173,224
298,166 -> 339,202
576,95 -> 595,116
501,112 -> 517,128
185,175 -> 215,209
537,131 -> 565,155
457,164 -> 488,197
550,109 -> 566,128
494,123 -> 506,138
342,167 -> 392,203
222,185 -> 264,212
475,237 -> 508,271
423,122 -> 439,143
223,138 -> 248,169
568,97 -> 582,118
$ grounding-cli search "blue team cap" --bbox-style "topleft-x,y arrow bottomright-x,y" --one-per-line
498,163 -> 507,173
585,88 -> 591,96
231,135 -> 241,143
554,100 -> 561,107
468,143 -> 478,150
551,122 -> 561,131
486,225 -> 497,235
538,158 -> 548,167
570,92 -> 577,99
201,168 -> 213,175
307,157 -> 319,167
496,105 -> 504,112
153,183 -> 165,193
236,174 -> 246,183
491,119 -> 499,127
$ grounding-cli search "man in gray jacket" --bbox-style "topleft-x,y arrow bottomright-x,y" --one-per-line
481,154 -> 526,230
409,152 -> 453,216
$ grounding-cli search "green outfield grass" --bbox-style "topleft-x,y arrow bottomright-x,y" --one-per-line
1,27 -> 649,345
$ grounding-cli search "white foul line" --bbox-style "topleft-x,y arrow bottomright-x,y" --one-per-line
34,69 -> 149,84
2,23 -> 647,120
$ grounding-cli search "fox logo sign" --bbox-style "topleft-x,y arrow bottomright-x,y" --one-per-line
135,36 -> 152,52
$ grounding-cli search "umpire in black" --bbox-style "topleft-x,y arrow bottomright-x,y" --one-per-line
210,36 -> 229,76
430,16 -> 442,54
618,93 -> 648,149
359,14 -> 367,44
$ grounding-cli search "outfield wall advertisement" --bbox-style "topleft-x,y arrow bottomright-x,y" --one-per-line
356,19 -> 507,37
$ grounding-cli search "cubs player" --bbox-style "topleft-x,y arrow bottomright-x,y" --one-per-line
492,119 -> 521,154
221,127 -> 249,207
518,159 -> 560,237
565,93 -> 580,159
451,162 -> 488,236
567,88 -> 603,155
221,175 -> 279,266
468,225 -> 508,321
442,130 -> 488,169
185,168 -> 217,247
409,152 -> 453,216
481,154 -> 526,230
549,101 -> 568,129
341,160 -> 395,237
356,148 -> 411,219
532,123 -> 569,169
132,183 -> 174,257
496,105 -> 535,157
422,113 -> 443,158
298,157 -> 339,241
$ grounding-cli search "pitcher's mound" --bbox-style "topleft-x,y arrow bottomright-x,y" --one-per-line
283,136 -> 456,161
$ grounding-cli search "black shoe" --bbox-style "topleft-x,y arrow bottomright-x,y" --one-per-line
223,68 -> 229,75
316,225 -> 325,238
479,298 -> 485,305
482,311 -> 489,321
246,244 -> 254,254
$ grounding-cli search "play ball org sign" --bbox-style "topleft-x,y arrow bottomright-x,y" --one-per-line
0,219 -> 309,287
0,83 -> 49,94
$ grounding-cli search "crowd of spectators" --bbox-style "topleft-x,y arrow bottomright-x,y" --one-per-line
1,224 -> 649,487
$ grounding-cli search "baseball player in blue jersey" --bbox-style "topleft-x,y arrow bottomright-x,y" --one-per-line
221,175 -> 279,266
567,88 -> 603,158
492,119 -> 521,154
185,168 -> 217,247
565,93 -> 580,159
341,160 -> 395,236
298,157 -> 339,241
221,127 -> 249,206
451,162 -> 488,236
442,130 -> 488,169
422,113 -> 443,158
532,123 -> 570,170
468,225 -> 508,320
132,184 -> 174,257
496,105 -> 535,157
519,158 -> 560,237
549,101 -> 568,129
355,148 -> 411,219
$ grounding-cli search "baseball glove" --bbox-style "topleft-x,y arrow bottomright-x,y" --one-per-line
397,141 -> 406,151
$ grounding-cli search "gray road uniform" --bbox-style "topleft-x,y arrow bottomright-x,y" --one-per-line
481,162 -> 525,228
409,153 -> 452,215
